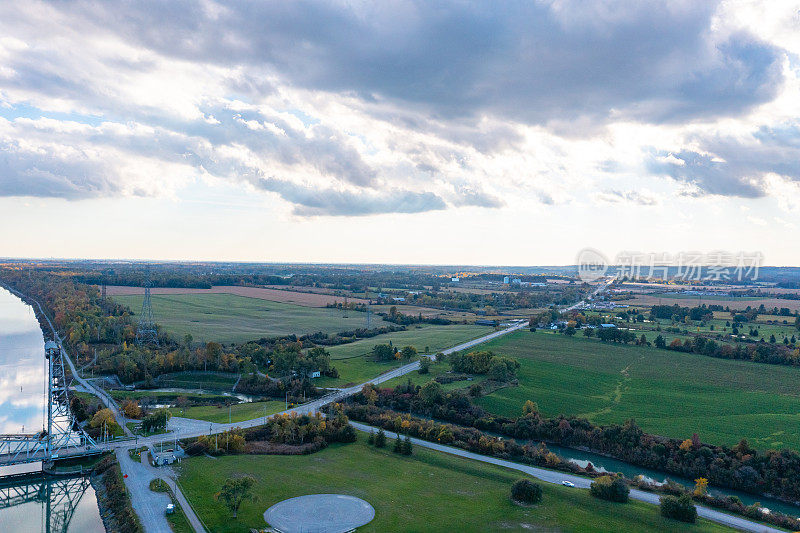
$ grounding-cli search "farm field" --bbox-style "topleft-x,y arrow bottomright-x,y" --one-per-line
475,331 -> 800,452
371,303 -> 478,321
176,437 -> 731,533
619,293 -> 800,311
113,293 -> 388,343
168,400 -> 285,423
107,285 -> 367,307
316,324 -> 493,387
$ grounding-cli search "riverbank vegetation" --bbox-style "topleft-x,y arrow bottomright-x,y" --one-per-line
91,455 -> 143,533
345,381 -> 800,530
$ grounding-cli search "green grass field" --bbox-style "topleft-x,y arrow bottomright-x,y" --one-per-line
315,324 -> 493,387
153,371 -> 239,391
168,400 -> 285,423
113,293 -> 391,343
475,331 -> 800,452
176,437 -> 731,533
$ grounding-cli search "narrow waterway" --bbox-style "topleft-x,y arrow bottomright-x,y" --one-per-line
547,440 -> 800,518
0,287 -> 105,532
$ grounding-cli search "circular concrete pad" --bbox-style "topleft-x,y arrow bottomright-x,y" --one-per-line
264,494 -> 375,533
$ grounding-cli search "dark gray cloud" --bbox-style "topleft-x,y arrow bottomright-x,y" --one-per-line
66,0 -> 784,128
648,124 -> 800,197
255,177 -> 446,216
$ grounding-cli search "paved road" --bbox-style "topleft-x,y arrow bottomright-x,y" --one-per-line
116,448 -> 172,533
21,285 -> 775,532
350,422 -> 783,533
561,276 -> 615,313
17,290 -> 133,437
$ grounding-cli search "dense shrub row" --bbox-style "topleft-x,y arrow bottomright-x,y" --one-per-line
92,455 -> 143,533
346,403 -> 800,531
352,383 -> 800,504
185,405 -> 356,457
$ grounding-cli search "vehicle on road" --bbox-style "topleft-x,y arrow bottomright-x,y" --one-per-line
166,503 -> 174,515
562,480 -> 575,487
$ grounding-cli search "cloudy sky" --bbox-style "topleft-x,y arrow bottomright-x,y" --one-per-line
1,1 -> 799,265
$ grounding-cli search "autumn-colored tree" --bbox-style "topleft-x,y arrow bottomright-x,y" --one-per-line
89,408 -> 119,433
400,345 -> 418,360
693,477 -> 709,497
121,399 -> 142,419
522,400 -> 539,416
679,439 -> 693,452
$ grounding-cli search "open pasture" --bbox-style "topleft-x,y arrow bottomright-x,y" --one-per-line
107,285 -> 367,307
475,331 -> 800,452
316,324 -> 493,387
112,292 -> 387,344
618,293 -> 800,311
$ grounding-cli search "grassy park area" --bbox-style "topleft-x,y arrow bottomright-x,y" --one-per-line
176,437 -> 732,533
475,330 -> 800,452
314,324 -> 493,387
113,293 -> 391,343
168,400 -> 285,423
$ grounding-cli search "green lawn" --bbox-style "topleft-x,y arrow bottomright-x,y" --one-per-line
168,400 -> 285,423
153,371 -> 239,391
176,437 -> 732,533
475,331 -> 800,452
113,293 -> 391,343
380,360 -> 488,391
315,324 -> 493,387
110,390 -> 233,404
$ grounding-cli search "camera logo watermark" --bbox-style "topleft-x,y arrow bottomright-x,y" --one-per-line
576,248 -> 609,282
576,249 -> 763,283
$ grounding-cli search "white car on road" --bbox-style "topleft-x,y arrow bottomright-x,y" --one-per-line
562,480 -> 575,487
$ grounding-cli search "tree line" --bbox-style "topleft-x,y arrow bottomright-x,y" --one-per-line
350,382 -> 800,505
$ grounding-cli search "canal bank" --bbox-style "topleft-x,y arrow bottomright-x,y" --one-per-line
0,287 -> 106,531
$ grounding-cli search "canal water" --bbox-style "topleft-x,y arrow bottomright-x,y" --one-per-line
546,442 -> 800,517
0,287 -> 105,532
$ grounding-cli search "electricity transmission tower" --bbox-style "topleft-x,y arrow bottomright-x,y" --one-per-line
135,279 -> 158,345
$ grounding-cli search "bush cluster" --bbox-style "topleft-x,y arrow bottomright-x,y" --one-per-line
511,479 -> 542,504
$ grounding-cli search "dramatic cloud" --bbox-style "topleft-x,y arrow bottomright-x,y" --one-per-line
648,123 -> 800,198
66,1 -> 784,126
256,177 -> 446,216
0,0 -> 796,220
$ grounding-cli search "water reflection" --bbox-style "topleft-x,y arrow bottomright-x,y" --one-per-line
0,288 -> 46,434
0,475 -> 104,533
0,288 -> 104,532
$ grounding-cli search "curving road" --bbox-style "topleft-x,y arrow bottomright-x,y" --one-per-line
349,422 -> 783,533
18,284 -> 782,532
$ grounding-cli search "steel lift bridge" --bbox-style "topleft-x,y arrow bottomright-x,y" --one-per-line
0,341 -> 100,469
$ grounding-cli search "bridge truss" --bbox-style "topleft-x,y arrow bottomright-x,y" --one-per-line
0,341 -> 97,467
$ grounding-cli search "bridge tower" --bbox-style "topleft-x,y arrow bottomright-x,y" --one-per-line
135,279 -> 158,345
44,342 -> 96,457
